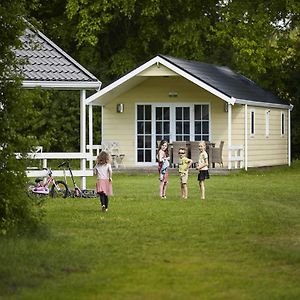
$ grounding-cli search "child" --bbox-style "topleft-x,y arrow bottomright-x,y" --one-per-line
196,141 -> 209,200
157,140 -> 170,199
178,147 -> 193,199
94,151 -> 113,212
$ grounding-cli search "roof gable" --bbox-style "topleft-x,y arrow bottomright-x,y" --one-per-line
15,27 -> 101,90
86,55 -> 289,108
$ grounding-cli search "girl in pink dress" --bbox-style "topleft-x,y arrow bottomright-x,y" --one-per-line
94,151 -> 113,212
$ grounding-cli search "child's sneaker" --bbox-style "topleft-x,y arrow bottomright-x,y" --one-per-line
101,205 -> 106,212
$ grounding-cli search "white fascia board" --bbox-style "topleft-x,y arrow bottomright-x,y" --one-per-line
86,56 -> 234,105
235,98 -> 291,110
85,56 -> 162,105
22,80 -> 101,90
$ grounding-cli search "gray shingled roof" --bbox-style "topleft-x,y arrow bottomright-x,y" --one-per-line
159,55 -> 287,106
15,27 -> 101,90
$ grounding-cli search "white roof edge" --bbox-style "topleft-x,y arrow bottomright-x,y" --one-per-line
22,80 -> 101,90
235,98 -> 291,109
86,56 -> 234,105
34,28 -> 101,82
86,56 -> 161,104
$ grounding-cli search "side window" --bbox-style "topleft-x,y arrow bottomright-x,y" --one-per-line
250,110 -> 255,136
281,111 -> 285,136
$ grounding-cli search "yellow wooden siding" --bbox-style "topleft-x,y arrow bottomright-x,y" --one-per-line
102,77 -> 225,167
101,76 -> 289,168
247,107 -> 288,167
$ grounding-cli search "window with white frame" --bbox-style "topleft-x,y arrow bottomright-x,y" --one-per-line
281,111 -> 285,136
250,109 -> 255,136
265,110 -> 270,137
136,103 -> 210,162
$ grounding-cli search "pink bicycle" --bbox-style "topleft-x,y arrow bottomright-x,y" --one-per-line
27,167 -> 68,198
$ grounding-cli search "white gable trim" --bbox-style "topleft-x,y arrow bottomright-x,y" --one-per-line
85,56 -> 234,105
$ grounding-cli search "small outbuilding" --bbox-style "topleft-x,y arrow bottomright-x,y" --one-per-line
86,55 -> 292,170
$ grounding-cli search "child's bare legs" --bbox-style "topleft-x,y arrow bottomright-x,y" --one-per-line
199,180 -> 205,199
181,183 -> 188,199
160,181 -> 167,198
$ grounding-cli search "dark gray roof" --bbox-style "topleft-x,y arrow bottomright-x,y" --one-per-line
15,27 -> 100,89
159,55 -> 287,106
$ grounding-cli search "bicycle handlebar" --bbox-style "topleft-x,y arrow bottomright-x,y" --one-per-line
58,161 -> 70,168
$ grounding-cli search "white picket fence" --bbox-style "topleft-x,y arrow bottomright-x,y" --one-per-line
25,152 -> 93,180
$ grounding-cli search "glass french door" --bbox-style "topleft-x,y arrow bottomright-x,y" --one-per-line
136,104 -> 210,163
175,107 -> 191,141
155,107 -> 170,143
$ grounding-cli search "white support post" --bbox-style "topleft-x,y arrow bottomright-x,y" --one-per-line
244,104 -> 248,171
288,108 -> 291,166
227,103 -> 232,170
80,90 -> 86,189
88,104 -> 94,169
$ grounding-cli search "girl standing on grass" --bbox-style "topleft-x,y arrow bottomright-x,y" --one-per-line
196,141 -> 209,200
94,151 -> 113,212
157,140 -> 170,199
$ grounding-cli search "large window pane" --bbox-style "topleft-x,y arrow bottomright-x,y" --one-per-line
145,105 -> 151,120
137,136 -> 144,148
137,122 -> 144,134
156,107 -> 162,120
145,121 -> 152,134
145,150 -> 152,162
156,122 -> 162,134
137,150 -> 144,162
145,136 -> 151,148
137,105 -> 144,120
202,105 -> 209,119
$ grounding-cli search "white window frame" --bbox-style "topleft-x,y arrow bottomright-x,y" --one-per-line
265,109 -> 270,138
135,102 -> 211,164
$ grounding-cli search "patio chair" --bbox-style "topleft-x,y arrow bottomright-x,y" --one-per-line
190,141 -> 200,168
171,141 -> 187,167
210,141 -> 224,167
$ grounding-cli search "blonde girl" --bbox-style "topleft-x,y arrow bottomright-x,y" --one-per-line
196,141 -> 209,199
94,151 -> 113,212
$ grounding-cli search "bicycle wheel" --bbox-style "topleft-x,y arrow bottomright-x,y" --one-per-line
26,182 -> 37,198
50,181 -> 68,198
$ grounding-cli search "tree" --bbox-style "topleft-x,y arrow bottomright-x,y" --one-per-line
0,0 -> 44,235
24,0 -> 300,157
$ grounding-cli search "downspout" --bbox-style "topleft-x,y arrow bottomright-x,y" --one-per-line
288,105 -> 293,166
227,103 -> 232,170
89,104 -> 93,169
80,90 -> 86,189
244,104 -> 248,170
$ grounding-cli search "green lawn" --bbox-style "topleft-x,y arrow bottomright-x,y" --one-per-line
1,163 -> 300,300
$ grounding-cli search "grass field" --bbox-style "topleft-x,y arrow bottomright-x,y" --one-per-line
1,162 -> 300,300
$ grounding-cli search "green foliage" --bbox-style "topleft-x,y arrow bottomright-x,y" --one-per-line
20,0 -> 300,158
0,0 -> 45,235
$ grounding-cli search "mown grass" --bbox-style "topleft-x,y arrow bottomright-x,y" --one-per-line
1,162 -> 300,300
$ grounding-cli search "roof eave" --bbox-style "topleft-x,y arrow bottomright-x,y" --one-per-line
22,80 -> 102,90
235,98 -> 291,110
